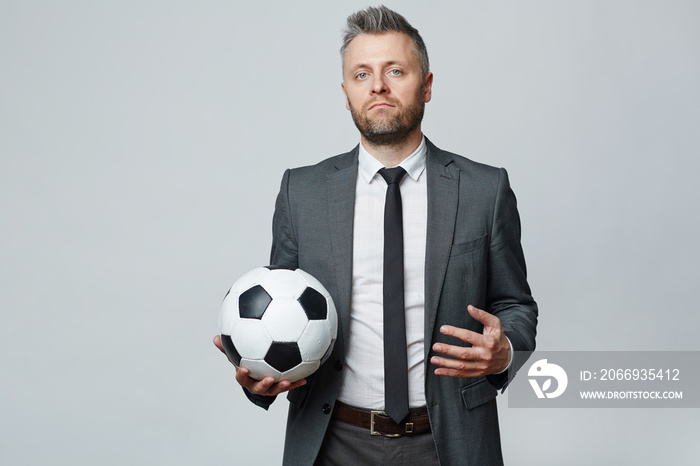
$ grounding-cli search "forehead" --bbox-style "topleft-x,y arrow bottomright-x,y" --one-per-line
343,32 -> 418,70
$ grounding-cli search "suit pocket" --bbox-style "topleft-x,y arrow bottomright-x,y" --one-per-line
450,234 -> 488,257
460,377 -> 497,410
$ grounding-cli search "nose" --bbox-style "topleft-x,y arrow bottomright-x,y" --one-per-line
371,74 -> 389,95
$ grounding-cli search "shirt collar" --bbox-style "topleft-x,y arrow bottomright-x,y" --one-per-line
358,136 -> 427,184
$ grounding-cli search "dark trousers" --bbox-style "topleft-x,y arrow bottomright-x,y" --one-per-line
314,419 -> 440,466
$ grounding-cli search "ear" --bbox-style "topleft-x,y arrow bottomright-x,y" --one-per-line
423,72 -> 434,103
341,82 -> 350,110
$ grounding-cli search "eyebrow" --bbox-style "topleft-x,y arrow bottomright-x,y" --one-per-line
348,60 -> 406,72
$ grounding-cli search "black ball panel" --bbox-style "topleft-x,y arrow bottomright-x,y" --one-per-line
298,287 -> 327,320
220,334 -> 242,366
265,342 -> 303,373
239,285 -> 272,319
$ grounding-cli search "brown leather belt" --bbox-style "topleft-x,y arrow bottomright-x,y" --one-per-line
332,402 -> 431,437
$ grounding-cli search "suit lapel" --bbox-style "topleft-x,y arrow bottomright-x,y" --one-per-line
424,140 -> 460,358
327,148 -> 358,347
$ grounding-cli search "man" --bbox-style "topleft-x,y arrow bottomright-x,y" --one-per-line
214,6 -> 537,465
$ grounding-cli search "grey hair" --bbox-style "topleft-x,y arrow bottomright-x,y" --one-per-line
341,5 -> 430,77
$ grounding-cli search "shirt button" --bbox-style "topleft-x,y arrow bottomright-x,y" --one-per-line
334,360 -> 343,371
322,403 -> 331,415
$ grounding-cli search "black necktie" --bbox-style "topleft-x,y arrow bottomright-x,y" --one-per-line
379,167 -> 409,423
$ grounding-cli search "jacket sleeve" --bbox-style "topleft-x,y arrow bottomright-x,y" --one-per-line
485,168 -> 538,391
270,169 -> 300,268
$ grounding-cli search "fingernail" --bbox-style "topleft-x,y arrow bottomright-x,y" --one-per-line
433,344 -> 442,352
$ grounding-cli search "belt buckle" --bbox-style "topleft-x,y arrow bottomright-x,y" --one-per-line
370,411 -> 402,438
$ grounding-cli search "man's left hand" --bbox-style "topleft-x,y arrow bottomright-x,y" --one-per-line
430,305 -> 511,377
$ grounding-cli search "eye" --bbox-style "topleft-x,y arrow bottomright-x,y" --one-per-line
389,69 -> 402,76
356,72 -> 368,80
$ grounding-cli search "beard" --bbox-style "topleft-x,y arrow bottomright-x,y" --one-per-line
348,90 -> 425,147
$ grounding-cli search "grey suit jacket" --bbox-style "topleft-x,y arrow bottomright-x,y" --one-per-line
248,138 -> 537,465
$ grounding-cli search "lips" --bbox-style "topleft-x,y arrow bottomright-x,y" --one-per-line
368,101 -> 394,110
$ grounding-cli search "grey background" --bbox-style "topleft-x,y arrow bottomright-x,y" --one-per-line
1,0 -> 698,464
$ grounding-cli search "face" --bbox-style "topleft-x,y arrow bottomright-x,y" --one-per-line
342,32 -> 433,147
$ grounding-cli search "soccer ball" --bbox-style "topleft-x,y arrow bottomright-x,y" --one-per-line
219,266 -> 338,382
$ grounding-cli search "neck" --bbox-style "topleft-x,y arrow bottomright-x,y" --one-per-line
361,128 -> 422,168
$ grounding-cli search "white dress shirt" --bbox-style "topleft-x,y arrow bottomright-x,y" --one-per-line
335,136 -> 512,410
337,137 -> 429,410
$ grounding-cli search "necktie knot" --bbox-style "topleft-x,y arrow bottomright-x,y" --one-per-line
379,166 -> 407,185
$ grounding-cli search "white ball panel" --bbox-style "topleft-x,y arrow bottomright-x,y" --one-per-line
261,299 -> 308,342
230,267 -> 270,294
281,361 -> 320,383
240,358 -> 282,382
327,298 -> 338,339
219,294 -> 241,335
230,319 -> 272,360
297,320 -> 332,362
295,269 -> 327,295
258,269 -> 307,299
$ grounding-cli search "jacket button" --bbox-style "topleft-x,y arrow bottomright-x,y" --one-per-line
322,403 -> 331,415
334,360 -> 343,371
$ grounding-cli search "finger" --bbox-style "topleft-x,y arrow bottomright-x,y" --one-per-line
439,325 -> 486,347
288,378 -> 307,391
213,335 -> 226,353
432,342 -> 480,360
234,367 -> 258,389
246,376 -> 277,395
255,377 -> 277,394
433,366 -> 484,378
430,355 -> 487,378
467,305 -> 500,328
430,354 -> 486,372
267,378 -> 307,396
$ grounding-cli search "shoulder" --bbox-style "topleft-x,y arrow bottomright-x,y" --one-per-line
285,146 -> 358,182
425,138 -> 506,187
275,147 -> 358,204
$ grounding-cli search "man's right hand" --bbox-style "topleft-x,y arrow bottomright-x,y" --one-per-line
213,335 -> 307,396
